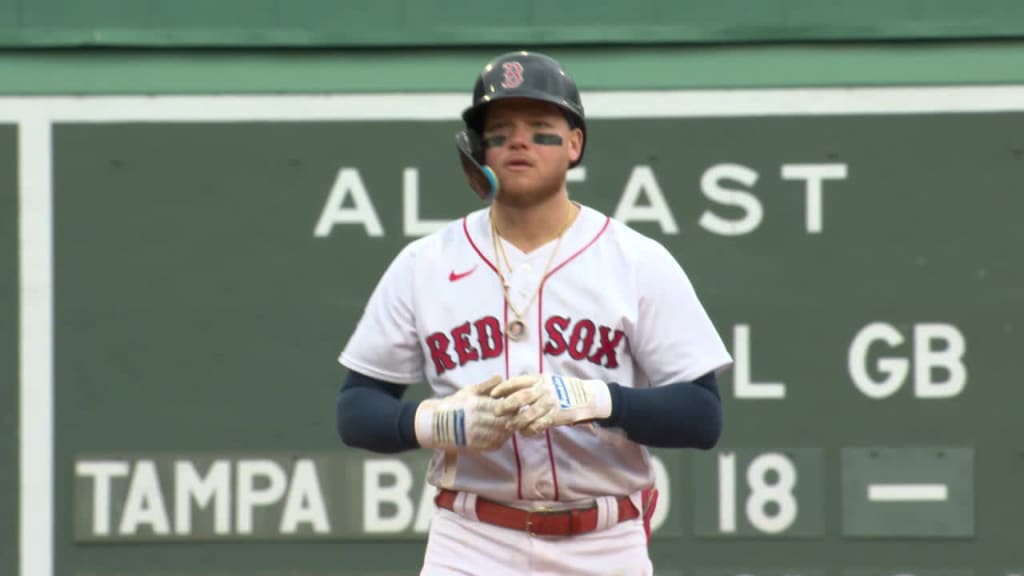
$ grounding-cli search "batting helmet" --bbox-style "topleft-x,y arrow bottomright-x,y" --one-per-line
461,51 -> 587,168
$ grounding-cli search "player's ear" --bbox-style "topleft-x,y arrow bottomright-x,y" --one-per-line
567,127 -> 583,164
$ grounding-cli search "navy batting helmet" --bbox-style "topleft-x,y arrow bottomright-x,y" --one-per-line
461,51 -> 586,167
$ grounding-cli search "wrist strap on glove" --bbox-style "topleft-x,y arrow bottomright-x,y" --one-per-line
416,400 -> 467,449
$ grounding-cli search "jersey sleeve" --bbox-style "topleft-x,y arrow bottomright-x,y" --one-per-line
630,240 -> 733,387
338,241 -> 425,385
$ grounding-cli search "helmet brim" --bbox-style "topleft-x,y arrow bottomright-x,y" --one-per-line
461,90 -> 584,134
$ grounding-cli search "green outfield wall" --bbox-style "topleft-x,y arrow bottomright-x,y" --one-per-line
3,14 -> 1024,575
4,88 -> 1023,575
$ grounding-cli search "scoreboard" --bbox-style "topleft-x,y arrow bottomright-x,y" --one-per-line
6,87 -> 1024,575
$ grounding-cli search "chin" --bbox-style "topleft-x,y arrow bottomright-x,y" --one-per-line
495,176 -> 564,208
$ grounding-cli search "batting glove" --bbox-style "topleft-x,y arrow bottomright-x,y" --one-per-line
490,373 -> 612,436
414,375 -> 512,451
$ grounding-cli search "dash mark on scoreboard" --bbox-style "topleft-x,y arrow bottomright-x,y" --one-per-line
867,483 -> 949,502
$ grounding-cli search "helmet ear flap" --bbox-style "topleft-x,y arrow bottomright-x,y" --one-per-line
463,129 -> 485,162
456,130 -> 499,201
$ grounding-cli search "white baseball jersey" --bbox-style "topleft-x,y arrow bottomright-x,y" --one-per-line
340,204 -> 732,507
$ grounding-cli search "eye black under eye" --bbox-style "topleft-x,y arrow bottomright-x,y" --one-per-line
532,134 -> 563,145
483,135 -> 507,148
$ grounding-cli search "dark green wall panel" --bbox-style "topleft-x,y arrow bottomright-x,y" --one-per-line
48,109 -> 1024,573
0,124 -> 18,576
52,122 -> 465,574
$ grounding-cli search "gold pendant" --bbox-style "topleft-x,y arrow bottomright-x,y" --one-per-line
507,319 -> 527,341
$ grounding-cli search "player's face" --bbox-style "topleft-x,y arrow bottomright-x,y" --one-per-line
482,99 -> 583,207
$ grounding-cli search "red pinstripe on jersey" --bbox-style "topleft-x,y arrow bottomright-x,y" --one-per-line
463,216 -> 525,497
537,214 -> 611,501
463,216 -> 499,275
461,212 -> 612,502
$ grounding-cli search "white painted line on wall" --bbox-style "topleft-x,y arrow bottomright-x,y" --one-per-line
868,483 -> 949,502
18,117 -> 53,576
2,85 -> 1024,123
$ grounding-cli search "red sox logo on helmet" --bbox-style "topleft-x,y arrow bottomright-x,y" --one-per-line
500,61 -> 524,89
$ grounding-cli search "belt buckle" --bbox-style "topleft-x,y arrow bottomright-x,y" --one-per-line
525,505 -> 555,536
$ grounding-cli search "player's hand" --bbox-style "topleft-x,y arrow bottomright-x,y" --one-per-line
489,373 -> 612,436
414,375 -> 512,451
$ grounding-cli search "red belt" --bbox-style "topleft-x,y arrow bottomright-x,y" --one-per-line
434,489 -> 639,537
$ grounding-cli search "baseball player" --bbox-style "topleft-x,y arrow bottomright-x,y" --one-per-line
337,50 -> 732,575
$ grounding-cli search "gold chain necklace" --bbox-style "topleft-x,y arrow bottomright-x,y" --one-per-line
489,204 -> 576,341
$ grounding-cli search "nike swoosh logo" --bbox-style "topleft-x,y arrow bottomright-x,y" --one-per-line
448,266 -> 478,282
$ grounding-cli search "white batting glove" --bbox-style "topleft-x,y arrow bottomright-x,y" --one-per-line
414,376 -> 511,451
490,373 -> 612,436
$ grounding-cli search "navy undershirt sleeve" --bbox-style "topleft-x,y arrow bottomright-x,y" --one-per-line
597,371 -> 723,449
337,369 -> 722,452
336,370 -> 421,453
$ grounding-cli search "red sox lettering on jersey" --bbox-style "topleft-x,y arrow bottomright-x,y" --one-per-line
425,316 -> 626,376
